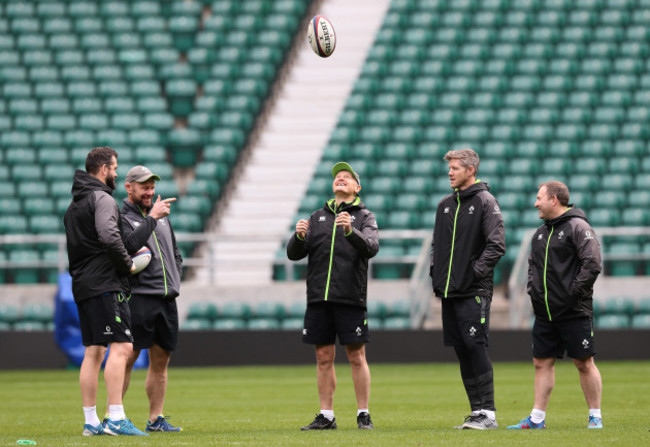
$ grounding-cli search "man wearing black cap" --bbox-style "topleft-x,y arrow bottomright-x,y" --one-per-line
287,162 -> 379,430
120,165 -> 183,432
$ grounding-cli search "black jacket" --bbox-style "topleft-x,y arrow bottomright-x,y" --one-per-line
430,182 -> 506,299
64,170 -> 132,303
527,207 -> 602,321
286,197 -> 379,308
121,200 -> 183,300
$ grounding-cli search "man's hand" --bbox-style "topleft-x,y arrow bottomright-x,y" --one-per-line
295,219 -> 310,239
335,212 -> 352,234
149,195 -> 177,219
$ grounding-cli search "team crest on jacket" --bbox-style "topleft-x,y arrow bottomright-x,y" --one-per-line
444,207 -> 450,213
558,231 -> 565,240
585,231 -> 594,240
493,205 -> 501,214
319,216 -> 326,222
469,206 -> 475,215
537,233 -> 544,240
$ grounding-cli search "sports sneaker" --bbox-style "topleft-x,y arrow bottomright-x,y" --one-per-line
104,418 -> 149,436
357,412 -> 374,429
587,416 -> 603,429
301,414 -> 337,430
147,416 -> 182,432
462,413 -> 498,430
82,423 -> 108,436
453,415 -> 474,429
507,416 -> 546,429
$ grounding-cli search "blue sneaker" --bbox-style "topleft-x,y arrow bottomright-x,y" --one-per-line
588,416 -> 603,429
507,416 -> 546,429
104,418 -> 149,436
146,416 -> 183,432
82,423 -> 108,436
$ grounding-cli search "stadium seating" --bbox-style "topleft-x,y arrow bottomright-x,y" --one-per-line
291,0 -> 650,286
0,0 -> 309,283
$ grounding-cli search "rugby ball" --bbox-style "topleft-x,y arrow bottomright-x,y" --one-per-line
131,246 -> 152,275
307,15 -> 336,58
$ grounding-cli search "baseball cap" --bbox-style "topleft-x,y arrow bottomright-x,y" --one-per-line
125,165 -> 161,183
331,162 -> 360,185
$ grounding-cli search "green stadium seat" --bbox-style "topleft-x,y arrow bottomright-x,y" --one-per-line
13,321 -> 47,331
0,304 -> 20,324
182,319 -> 212,330
21,303 -> 54,324
602,296 -> 636,317
187,301 -> 219,322
631,314 -> 650,329
373,246 -> 406,279
247,318 -> 280,330
212,319 -> 246,330
219,302 -> 252,321
608,243 -> 640,276
596,314 -> 629,329
9,249 -> 40,283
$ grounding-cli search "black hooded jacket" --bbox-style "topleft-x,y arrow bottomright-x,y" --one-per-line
430,181 -> 506,299
527,207 -> 602,321
121,199 -> 183,300
286,197 -> 379,307
64,170 -> 132,303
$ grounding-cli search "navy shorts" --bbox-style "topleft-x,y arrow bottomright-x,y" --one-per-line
302,302 -> 369,346
77,292 -> 133,347
129,294 -> 179,351
441,295 -> 491,347
532,317 -> 596,359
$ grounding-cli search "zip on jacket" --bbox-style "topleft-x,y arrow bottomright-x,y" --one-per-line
287,196 -> 379,308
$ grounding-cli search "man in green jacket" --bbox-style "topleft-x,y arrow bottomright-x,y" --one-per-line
287,162 -> 379,431
508,181 -> 603,430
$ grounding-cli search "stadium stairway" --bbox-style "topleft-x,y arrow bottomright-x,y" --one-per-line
195,0 -> 392,284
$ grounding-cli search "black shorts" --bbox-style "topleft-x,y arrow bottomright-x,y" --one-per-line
302,302 -> 369,346
441,295 -> 491,347
532,317 -> 596,359
77,292 -> 133,347
129,294 -> 179,351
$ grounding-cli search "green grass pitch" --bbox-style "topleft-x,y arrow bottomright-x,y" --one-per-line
0,361 -> 647,446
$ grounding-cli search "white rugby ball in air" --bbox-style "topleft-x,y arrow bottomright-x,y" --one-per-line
307,15 -> 336,58
131,246 -> 152,275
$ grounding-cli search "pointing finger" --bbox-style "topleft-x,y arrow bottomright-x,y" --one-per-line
162,198 -> 177,203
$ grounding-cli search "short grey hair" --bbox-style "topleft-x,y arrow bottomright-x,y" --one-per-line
443,148 -> 480,174
539,181 -> 570,207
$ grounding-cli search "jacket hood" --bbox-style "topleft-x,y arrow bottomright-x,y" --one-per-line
455,180 -> 489,199
71,170 -> 113,201
544,206 -> 589,227
325,196 -> 365,213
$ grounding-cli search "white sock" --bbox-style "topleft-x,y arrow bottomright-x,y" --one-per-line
530,408 -> 546,424
480,409 -> 496,421
108,404 -> 126,421
320,409 -> 334,421
83,406 -> 101,426
589,409 -> 601,419
471,410 -> 481,415
357,408 -> 369,416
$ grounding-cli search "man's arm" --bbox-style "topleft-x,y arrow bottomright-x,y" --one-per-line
121,214 -> 157,254
344,211 -> 379,259
95,192 -> 132,274
287,217 -> 310,261
569,222 -> 602,298
474,194 -> 506,279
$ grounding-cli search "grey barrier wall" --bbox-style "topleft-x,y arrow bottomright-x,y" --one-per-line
2,330 -> 649,370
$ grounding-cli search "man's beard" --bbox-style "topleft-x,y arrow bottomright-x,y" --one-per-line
106,175 -> 116,191
134,197 -> 152,212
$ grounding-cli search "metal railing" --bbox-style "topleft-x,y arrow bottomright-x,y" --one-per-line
2,230 -> 436,328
